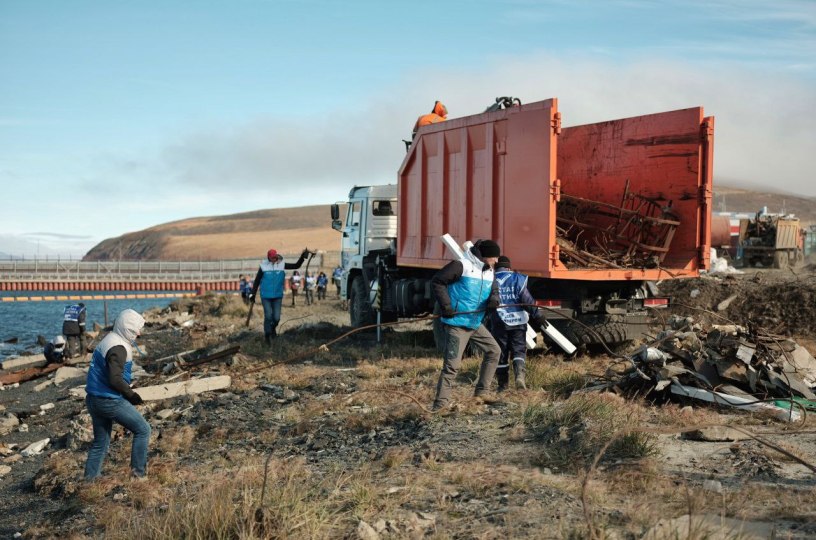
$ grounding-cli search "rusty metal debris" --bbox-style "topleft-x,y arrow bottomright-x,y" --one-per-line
596,315 -> 816,421
557,181 -> 680,269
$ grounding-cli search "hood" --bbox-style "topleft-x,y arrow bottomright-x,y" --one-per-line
463,247 -> 487,269
433,101 -> 447,118
113,309 -> 145,343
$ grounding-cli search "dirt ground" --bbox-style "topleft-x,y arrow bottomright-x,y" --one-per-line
1,270 -> 815,539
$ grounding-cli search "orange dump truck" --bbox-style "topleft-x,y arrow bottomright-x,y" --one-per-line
331,97 -> 714,347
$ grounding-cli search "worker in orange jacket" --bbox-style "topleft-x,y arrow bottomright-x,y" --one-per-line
413,101 -> 448,137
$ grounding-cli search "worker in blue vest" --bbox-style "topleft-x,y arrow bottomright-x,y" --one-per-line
84,309 -> 150,480
431,239 -> 502,411
490,256 -> 547,391
249,247 -> 311,344
62,302 -> 86,358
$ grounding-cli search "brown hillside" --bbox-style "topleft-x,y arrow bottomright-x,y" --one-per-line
83,186 -> 814,261
83,205 -> 342,261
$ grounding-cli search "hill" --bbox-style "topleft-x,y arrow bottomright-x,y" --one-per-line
83,205 -> 340,261
83,186 -> 814,261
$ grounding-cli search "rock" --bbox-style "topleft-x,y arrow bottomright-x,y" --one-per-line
373,519 -> 387,533
716,294 -> 738,312
18,424 -> 28,433
34,380 -> 54,392
113,493 -> 126,501
0,464 -> 11,477
683,427 -> 750,442
69,386 -> 87,399
54,366 -> 86,385
0,413 -> 20,435
39,403 -> 55,412
356,520 -> 380,540
156,409 -> 175,420
702,479 -> 723,494
66,414 -> 93,451
3,454 -> 21,464
21,438 -> 50,457
690,289 -> 700,298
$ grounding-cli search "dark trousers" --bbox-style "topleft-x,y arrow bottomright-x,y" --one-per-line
317,287 -> 326,300
491,324 -> 528,389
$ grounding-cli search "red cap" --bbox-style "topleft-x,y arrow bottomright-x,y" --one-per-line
267,249 -> 279,261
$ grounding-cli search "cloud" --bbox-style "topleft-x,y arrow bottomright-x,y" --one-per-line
21,232 -> 94,240
152,52 -> 816,198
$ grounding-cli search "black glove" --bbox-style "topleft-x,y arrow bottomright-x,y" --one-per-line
301,248 -> 311,259
532,314 -> 548,331
440,305 -> 456,318
126,392 -> 144,406
487,298 -> 500,311
248,293 -> 256,303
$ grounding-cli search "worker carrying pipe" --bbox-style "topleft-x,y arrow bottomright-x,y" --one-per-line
489,256 -> 547,391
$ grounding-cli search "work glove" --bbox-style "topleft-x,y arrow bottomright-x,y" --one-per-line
532,314 -> 549,332
126,392 -> 144,406
440,305 -> 456,318
301,248 -> 312,259
248,293 -> 256,303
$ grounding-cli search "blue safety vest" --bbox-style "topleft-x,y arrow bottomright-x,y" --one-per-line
258,260 -> 286,299
63,304 -> 84,322
441,251 -> 495,330
495,269 -> 530,327
86,331 -> 132,399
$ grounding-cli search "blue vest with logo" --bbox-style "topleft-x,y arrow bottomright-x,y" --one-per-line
495,269 -> 530,327
441,252 -> 495,330
259,260 -> 286,299
63,304 -> 84,322
86,332 -> 133,399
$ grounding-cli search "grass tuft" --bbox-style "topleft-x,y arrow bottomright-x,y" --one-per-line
522,393 -> 658,470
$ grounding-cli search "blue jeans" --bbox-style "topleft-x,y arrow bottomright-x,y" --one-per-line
84,395 -> 151,479
261,297 -> 283,336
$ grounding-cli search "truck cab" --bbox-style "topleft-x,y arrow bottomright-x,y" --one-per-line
331,185 -> 399,324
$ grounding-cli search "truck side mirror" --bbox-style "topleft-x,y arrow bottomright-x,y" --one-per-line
330,204 -> 340,220
331,219 -> 343,231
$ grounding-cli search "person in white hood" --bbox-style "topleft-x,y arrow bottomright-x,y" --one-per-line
84,309 -> 151,480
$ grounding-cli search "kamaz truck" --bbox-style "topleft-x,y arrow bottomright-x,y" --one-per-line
331,98 -> 715,349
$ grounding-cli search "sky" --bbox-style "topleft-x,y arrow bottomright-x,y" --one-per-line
1,0 -> 814,258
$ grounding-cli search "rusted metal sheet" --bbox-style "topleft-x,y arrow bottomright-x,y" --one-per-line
398,99 -> 558,270
557,108 -> 714,277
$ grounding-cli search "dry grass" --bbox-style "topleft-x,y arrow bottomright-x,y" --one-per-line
522,393 -> 659,470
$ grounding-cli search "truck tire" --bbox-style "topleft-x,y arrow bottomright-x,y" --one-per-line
554,315 -> 630,349
349,275 -> 376,327
773,251 -> 789,270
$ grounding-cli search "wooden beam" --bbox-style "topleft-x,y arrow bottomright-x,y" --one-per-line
0,364 -> 60,385
133,375 -> 231,402
0,354 -> 47,374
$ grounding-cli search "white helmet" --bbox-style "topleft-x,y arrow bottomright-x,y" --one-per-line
52,335 -> 66,348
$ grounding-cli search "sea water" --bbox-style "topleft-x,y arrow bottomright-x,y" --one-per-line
0,293 -> 177,359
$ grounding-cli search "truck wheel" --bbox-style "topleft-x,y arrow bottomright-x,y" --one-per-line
350,275 -> 376,327
773,251 -> 788,270
555,316 -> 630,350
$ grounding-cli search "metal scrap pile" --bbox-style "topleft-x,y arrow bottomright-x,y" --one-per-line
601,315 -> 816,422
556,184 -> 680,269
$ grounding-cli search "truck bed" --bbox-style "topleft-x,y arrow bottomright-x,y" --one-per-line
397,98 -> 714,281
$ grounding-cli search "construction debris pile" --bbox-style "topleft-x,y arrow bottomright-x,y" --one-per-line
556,186 -> 680,269
602,315 -> 816,422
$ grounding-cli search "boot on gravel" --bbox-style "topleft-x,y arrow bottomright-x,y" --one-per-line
513,359 -> 527,390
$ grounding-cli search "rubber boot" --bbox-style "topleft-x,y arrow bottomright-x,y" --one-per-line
513,359 -> 527,390
264,333 -> 272,346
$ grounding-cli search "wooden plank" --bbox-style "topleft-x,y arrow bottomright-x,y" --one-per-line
0,364 -> 60,385
133,375 -> 231,402
0,354 -> 47,374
